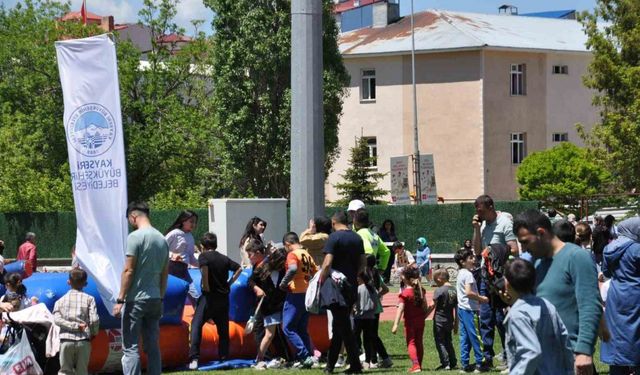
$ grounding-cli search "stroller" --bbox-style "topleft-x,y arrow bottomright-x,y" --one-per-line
0,304 -> 60,375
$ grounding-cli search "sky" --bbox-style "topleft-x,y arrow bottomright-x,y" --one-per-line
3,0 -> 598,35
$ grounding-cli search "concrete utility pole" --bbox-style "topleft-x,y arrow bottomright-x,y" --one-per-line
410,0 -> 422,204
290,0 -> 324,234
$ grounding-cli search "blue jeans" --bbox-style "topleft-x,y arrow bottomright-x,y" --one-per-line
282,293 -> 312,360
479,281 -> 506,364
458,308 -> 484,367
122,299 -> 163,375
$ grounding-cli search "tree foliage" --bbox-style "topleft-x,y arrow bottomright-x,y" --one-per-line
580,0 -> 640,191
205,0 -> 349,198
334,137 -> 387,206
0,0 -> 219,211
516,142 -> 610,210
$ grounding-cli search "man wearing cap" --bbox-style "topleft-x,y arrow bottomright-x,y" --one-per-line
347,199 -> 365,221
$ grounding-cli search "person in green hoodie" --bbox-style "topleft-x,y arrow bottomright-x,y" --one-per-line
512,209 -> 602,375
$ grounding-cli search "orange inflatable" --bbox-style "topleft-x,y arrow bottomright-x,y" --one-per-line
86,305 -> 331,371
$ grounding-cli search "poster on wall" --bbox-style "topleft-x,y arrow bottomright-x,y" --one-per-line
390,156 -> 410,205
419,154 -> 438,204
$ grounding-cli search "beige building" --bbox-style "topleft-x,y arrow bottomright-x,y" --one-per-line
325,9 -> 599,202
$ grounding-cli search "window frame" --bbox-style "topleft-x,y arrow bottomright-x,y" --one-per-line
552,132 -> 569,142
510,63 -> 527,96
510,132 -> 526,165
360,69 -> 376,102
363,136 -> 378,169
552,65 -> 569,75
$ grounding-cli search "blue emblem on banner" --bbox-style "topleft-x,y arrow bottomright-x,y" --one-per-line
67,103 -> 116,157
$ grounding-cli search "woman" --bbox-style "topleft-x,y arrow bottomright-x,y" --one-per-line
248,243 -> 288,369
300,216 -> 331,266
165,210 -> 200,304
379,220 -> 398,243
600,217 -> 640,375
239,217 -> 267,268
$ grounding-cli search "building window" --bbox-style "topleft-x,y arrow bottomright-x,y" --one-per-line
511,132 -> 526,164
510,64 -> 526,96
552,65 -> 569,75
552,133 -> 568,142
364,137 -> 377,168
361,69 -> 376,101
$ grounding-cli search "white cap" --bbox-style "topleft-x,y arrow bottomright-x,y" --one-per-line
347,199 -> 365,212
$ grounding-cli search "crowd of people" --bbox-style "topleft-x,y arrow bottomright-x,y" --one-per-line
0,196 -> 638,375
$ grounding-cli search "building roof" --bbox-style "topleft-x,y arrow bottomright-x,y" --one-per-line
334,0 -> 384,14
339,9 -> 590,56
60,10 -> 103,22
520,10 -> 575,19
157,33 -> 193,43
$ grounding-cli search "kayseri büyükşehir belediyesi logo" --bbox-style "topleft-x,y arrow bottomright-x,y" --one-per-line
67,103 -> 116,157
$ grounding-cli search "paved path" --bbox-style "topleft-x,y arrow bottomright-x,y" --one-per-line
379,290 -> 435,321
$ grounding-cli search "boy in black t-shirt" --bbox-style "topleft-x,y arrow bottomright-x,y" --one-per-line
432,268 -> 458,370
188,232 -> 242,370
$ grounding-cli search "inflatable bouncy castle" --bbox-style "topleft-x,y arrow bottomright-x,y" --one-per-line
21,268 -> 329,372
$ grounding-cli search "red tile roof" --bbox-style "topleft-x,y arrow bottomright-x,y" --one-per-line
60,10 -> 103,22
157,33 -> 192,43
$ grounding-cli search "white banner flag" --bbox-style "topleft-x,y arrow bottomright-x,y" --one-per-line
419,154 -> 437,204
390,156 -> 410,205
56,34 -> 127,312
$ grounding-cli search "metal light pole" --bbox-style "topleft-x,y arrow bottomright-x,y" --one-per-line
290,0 -> 324,233
411,0 -> 422,204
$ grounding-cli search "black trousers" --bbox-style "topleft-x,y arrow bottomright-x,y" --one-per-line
434,323 -> 457,368
327,305 -> 361,371
355,314 -> 389,362
189,294 -> 229,361
354,318 -> 376,363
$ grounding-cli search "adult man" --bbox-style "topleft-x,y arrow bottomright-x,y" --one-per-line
17,232 -> 37,271
320,211 -> 366,374
353,210 -> 391,272
113,202 -> 169,375
279,232 -> 317,368
513,209 -> 601,375
471,195 -> 518,370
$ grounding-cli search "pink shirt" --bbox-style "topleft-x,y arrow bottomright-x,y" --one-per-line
17,241 -> 37,271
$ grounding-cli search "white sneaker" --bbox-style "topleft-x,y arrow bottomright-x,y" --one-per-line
267,358 -> 285,369
335,356 -> 345,368
253,361 -> 268,370
359,353 -> 366,362
188,359 -> 198,370
368,362 -> 378,369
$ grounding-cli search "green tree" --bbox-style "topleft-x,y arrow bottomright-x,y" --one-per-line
205,0 -> 349,198
334,137 -> 387,206
0,0 -> 220,211
516,142 -> 610,211
580,0 -> 640,191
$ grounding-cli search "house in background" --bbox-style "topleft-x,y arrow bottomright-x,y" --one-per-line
325,3 -> 599,202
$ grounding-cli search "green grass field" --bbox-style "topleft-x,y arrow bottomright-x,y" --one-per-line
169,320 -> 611,375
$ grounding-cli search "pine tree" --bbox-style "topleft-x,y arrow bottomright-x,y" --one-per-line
334,137 -> 387,205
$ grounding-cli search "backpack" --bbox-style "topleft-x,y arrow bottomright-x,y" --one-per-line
481,243 -> 510,298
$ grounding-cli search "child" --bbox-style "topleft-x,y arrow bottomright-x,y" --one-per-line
248,242 -> 288,370
391,266 -> 433,373
503,259 -> 574,375
454,249 -> 489,373
415,237 -> 432,283
432,268 -> 458,370
1,273 -> 35,311
366,254 -> 393,368
354,271 -> 379,369
53,269 -> 99,375
189,232 -> 242,370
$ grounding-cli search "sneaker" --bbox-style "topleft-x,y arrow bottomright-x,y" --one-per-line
359,353 -> 366,362
408,364 -> 422,373
335,356 -> 345,368
496,363 -> 508,371
253,361 -> 268,370
292,361 -> 303,369
500,369 -> 509,374
379,357 -> 393,368
188,359 -> 198,370
368,362 -> 378,369
459,365 -> 480,373
302,356 -> 315,369
267,358 -> 285,369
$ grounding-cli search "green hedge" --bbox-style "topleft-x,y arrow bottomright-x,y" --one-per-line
0,201 -> 538,258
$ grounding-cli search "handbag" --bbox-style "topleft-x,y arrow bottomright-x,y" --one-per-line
244,296 -> 264,336
0,329 -> 43,375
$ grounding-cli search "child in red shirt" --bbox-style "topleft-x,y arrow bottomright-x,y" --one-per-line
392,266 -> 434,372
